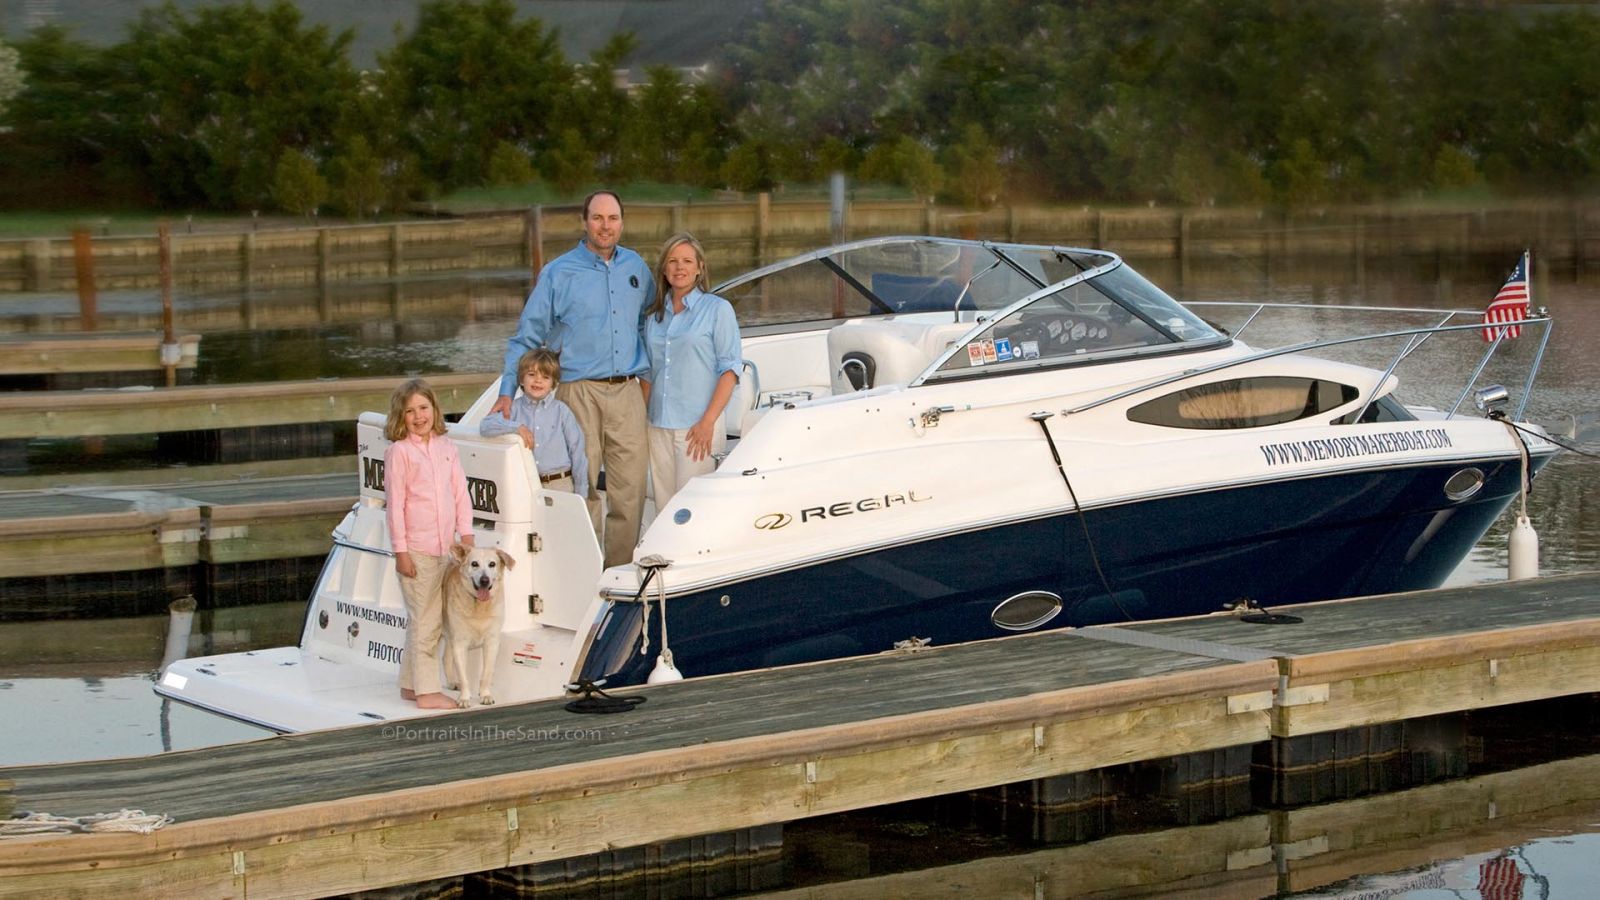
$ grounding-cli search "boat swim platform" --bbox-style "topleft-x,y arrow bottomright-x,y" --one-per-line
1,572 -> 1597,898
0,370 -> 490,440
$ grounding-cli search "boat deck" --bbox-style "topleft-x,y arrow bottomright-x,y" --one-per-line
1,572 -> 1598,897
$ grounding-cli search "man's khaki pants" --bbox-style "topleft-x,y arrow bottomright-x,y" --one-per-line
558,378 -> 648,569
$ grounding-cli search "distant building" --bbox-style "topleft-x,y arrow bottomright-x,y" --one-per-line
0,0 -> 763,85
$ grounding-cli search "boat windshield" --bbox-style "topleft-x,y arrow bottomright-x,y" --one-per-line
714,237 -> 1100,325
922,258 -> 1227,381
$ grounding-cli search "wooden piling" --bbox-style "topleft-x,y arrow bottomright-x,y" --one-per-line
71,228 -> 97,331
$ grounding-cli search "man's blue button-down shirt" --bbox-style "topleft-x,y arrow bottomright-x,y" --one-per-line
643,288 -> 742,430
500,242 -> 653,396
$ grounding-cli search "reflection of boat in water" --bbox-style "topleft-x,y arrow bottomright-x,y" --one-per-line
156,237 -> 1560,732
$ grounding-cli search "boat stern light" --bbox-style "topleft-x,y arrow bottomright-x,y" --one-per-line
1474,384 -> 1509,415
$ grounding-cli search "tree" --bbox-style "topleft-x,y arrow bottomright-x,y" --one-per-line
859,136 -> 942,201
947,124 -> 1002,208
487,141 -> 535,187
541,127 -> 595,195
111,1 -> 358,209
621,65 -> 728,184
721,140 -> 777,192
271,150 -> 328,217
328,136 -> 386,218
382,0 -> 570,191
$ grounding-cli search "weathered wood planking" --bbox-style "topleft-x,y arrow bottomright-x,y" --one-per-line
0,574 -> 1595,898
0,371 -> 490,440
0,630 -> 1275,898
1108,571 -> 1600,735
0,474 -> 354,578
0,333 -> 200,376
0,454 -> 353,493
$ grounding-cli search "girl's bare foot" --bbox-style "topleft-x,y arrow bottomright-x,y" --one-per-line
416,692 -> 455,709
400,688 -> 417,700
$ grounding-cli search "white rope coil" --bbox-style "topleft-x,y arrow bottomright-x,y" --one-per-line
1,809 -> 173,838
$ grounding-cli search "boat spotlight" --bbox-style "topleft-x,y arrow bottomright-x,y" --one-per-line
1473,384 -> 1509,414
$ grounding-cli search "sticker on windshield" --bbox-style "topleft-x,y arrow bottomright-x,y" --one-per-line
1021,340 -> 1040,360
967,343 -> 986,366
994,338 -> 1013,361
981,340 -> 997,363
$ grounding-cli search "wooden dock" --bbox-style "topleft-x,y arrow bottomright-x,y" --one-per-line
1,572 -> 1597,898
0,371 -> 490,440
0,473 -> 354,582
0,333 -> 200,377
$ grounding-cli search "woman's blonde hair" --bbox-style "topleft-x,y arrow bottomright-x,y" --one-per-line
647,232 -> 710,321
385,378 -> 448,441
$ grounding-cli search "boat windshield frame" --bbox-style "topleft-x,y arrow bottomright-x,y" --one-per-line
713,235 -> 1110,324
913,252 -> 1231,386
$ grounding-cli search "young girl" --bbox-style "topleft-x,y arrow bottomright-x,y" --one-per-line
383,378 -> 474,709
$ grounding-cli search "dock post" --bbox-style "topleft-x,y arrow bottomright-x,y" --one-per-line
756,192 -> 770,268
72,227 -> 98,331
161,595 -> 198,673
23,238 -> 51,291
527,205 -> 544,278
158,222 -> 179,387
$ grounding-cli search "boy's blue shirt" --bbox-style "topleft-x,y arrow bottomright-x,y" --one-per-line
479,392 -> 589,496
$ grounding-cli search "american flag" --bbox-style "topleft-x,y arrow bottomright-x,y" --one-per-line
1477,854 -> 1525,900
1481,252 -> 1530,342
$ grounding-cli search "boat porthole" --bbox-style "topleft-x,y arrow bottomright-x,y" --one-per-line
673,508 -> 692,524
318,610 -> 329,629
1444,467 -> 1486,501
720,595 -> 731,607
991,591 -> 1064,632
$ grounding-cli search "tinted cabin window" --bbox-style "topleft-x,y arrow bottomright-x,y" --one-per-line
1128,377 -> 1358,429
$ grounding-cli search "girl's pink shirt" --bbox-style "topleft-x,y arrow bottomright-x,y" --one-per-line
384,432 -> 473,555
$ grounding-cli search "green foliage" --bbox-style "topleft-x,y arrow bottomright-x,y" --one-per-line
116,1 -> 358,208
721,141 -> 777,192
271,150 -> 328,217
947,125 -> 1002,209
859,136 -> 943,201
1431,146 -> 1481,191
5,0 -> 1600,217
380,0 -> 569,191
328,135 -> 386,218
487,141 -> 536,187
542,127 -> 595,195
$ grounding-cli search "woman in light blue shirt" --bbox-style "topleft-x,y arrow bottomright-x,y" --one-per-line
640,233 -> 741,509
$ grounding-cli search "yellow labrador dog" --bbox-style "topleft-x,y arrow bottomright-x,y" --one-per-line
442,543 -> 515,708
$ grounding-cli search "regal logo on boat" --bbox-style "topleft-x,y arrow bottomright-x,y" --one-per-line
754,491 -> 932,530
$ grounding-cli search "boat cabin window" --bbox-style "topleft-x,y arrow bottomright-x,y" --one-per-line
930,263 -> 1224,377
1126,377 -> 1359,429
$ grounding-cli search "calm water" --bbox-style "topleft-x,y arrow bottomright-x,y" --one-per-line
2,256 -> 1598,897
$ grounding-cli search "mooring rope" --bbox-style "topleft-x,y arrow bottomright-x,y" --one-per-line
1,809 -> 172,838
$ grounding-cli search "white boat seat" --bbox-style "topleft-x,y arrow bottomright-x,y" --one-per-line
826,319 -> 974,392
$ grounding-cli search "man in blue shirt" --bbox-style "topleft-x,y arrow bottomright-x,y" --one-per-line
493,191 -> 652,568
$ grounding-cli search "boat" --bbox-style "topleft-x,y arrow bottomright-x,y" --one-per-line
156,237 -> 1560,732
